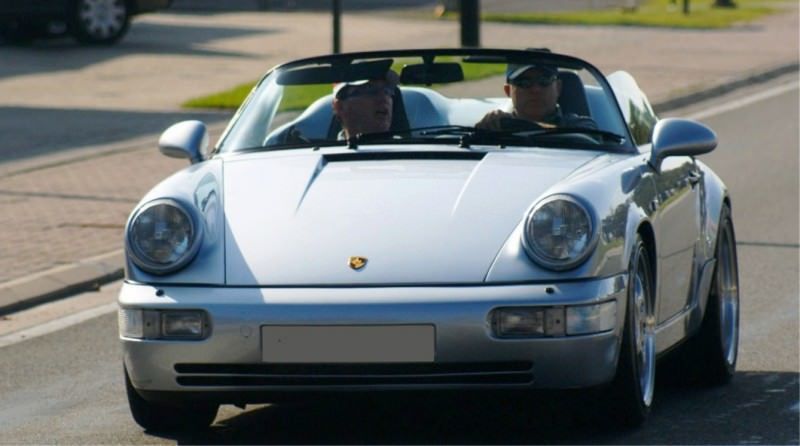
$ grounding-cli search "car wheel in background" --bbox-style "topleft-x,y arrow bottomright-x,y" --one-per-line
125,367 -> 219,432
606,235 -> 656,427
69,0 -> 130,45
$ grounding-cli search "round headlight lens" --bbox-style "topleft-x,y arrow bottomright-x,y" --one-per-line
128,199 -> 201,274
523,195 -> 595,270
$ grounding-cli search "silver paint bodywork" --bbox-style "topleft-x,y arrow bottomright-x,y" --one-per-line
120,52 -> 731,402
122,276 -> 627,393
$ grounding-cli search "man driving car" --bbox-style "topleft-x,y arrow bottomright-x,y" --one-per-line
475,63 -> 596,131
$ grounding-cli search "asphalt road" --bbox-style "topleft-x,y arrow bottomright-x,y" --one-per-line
0,79 -> 797,444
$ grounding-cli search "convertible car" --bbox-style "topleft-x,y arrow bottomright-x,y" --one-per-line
118,48 -> 740,431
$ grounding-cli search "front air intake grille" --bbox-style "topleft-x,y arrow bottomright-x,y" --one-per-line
174,362 -> 533,387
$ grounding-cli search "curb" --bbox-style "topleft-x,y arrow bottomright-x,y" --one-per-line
1,62 -> 797,316
652,62 -> 799,114
0,250 -> 124,316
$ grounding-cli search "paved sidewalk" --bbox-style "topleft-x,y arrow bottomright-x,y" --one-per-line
0,6 -> 797,314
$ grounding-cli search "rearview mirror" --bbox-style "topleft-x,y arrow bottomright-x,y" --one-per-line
650,118 -> 717,171
158,120 -> 209,164
400,63 -> 464,85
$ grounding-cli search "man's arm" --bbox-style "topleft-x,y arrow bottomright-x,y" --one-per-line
475,109 -> 515,131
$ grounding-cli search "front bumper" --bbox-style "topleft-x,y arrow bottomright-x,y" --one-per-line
120,275 -> 627,402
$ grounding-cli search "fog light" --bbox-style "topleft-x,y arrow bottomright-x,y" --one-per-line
161,311 -> 207,339
493,308 -> 544,337
119,308 -> 143,338
566,301 -> 616,335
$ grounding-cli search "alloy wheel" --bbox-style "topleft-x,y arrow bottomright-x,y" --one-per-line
77,0 -> 127,40
632,252 -> 655,407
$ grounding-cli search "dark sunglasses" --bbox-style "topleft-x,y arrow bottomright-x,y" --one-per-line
339,84 -> 395,100
510,75 -> 558,89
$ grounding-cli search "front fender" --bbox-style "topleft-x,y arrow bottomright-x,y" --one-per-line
697,160 -> 730,262
124,158 -> 225,285
486,154 -> 655,282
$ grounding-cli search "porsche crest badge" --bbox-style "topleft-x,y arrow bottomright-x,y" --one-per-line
348,256 -> 367,270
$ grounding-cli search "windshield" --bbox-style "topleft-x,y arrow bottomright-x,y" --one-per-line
217,49 -> 633,153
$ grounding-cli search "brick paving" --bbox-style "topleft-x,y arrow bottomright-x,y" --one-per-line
0,144 -> 186,283
0,5 -> 797,289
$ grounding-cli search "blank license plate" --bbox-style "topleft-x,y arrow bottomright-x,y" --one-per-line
261,325 -> 435,363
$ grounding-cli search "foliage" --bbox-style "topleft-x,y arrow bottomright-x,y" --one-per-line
474,0 -> 776,29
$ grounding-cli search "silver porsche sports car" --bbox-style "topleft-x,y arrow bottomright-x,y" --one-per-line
119,48 -> 740,431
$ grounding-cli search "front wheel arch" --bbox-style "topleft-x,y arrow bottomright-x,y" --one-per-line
604,233 -> 657,428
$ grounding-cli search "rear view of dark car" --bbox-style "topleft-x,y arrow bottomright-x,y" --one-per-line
0,0 -> 171,45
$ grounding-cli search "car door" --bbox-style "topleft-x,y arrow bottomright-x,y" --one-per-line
607,71 -> 702,323
651,157 -> 702,322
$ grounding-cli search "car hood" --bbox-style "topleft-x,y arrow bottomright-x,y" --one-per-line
223,148 -> 599,285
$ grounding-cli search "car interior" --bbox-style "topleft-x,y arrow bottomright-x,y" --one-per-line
262,67 -> 616,147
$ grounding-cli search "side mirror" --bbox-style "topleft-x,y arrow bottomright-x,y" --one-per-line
158,120 -> 209,164
650,118 -> 717,171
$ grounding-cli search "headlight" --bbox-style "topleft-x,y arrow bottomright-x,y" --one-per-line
126,198 -> 202,275
522,195 -> 596,271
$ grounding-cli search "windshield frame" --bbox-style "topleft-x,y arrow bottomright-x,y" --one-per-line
214,48 -> 637,155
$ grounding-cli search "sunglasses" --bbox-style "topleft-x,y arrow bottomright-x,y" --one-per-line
509,75 -> 558,89
338,84 -> 395,100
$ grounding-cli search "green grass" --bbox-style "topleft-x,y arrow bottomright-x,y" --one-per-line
182,82 -> 257,109
182,58 -> 507,110
478,0 -> 776,29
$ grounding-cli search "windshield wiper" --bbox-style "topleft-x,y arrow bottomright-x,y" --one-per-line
347,125 -> 626,149
418,125 -> 626,146
349,125 -> 485,149
504,126 -> 626,144
417,125 -> 538,148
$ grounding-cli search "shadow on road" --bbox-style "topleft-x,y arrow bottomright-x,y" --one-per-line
0,107 -> 231,163
0,21 -> 274,80
152,371 -> 798,445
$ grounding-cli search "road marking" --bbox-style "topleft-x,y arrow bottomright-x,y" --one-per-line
0,302 -> 117,348
687,81 -> 799,121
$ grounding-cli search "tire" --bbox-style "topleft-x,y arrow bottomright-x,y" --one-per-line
678,205 -> 740,385
69,0 -> 130,45
606,235 -> 656,428
125,367 -> 219,432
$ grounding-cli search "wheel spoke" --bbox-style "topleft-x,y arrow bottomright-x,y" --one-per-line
78,0 -> 126,37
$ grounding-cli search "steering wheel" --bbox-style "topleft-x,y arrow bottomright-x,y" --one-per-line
498,117 -> 544,132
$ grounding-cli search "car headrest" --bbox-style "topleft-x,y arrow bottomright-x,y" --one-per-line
557,71 -> 590,117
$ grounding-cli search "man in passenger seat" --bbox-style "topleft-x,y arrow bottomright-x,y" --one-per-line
332,70 -> 399,139
475,63 -> 596,131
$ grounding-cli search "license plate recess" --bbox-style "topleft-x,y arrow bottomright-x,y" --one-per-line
261,325 -> 435,363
